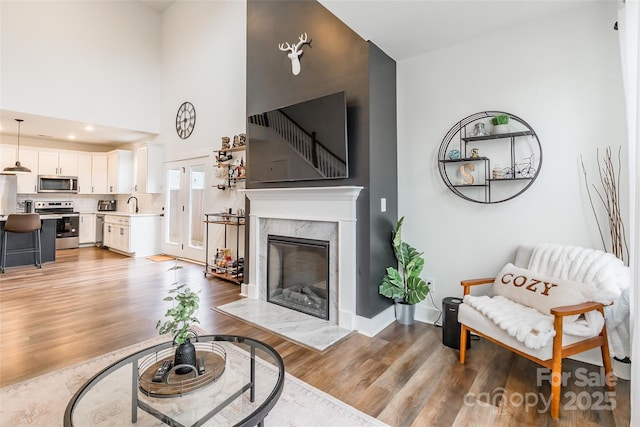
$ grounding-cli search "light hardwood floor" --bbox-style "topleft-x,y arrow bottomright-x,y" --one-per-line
0,247 -> 630,426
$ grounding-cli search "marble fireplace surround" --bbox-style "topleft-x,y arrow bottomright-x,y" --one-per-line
240,186 -> 363,331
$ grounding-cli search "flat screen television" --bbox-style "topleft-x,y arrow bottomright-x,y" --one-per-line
247,91 -> 348,183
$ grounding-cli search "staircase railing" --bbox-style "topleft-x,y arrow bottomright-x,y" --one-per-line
248,110 -> 347,178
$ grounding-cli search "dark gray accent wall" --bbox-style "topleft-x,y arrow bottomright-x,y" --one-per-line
363,42 -> 398,318
246,0 -> 397,319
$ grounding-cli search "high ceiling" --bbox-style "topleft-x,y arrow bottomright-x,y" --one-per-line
0,110 -> 156,147
318,0 -> 592,61
1,0 -> 594,147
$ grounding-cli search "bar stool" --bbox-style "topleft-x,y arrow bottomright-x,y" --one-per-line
1,213 -> 42,273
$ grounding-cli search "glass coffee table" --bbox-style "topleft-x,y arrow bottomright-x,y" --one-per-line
64,335 -> 285,427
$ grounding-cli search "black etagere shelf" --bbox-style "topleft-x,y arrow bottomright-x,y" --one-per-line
437,111 -> 542,204
203,213 -> 245,284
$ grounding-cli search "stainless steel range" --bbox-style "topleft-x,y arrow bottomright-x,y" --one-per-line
34,201 -> 80,249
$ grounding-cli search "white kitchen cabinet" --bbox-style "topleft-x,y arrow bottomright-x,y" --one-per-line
0,146 -> 39,193
0,146 -> 16,169
38,151 -> 78,176
107,149 -> 133,194
104,215 -> 129,252
77,153 -> 92,194
16,149 -> 39,194
135,143 -> 163,194
77,153 -> 108,194
79,213 -> 96,244
92,154 -> 108,194
104,214 -> 160,257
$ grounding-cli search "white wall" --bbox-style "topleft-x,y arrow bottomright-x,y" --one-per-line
397,3 -> 627,315
0,1 -> 161,133
159,1 -> 247,262
159,1 -> 246,162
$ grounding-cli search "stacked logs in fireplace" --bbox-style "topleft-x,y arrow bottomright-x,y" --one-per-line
269,283 -> 327,319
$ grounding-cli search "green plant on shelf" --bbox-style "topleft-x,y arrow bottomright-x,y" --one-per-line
491,114 -> 510,126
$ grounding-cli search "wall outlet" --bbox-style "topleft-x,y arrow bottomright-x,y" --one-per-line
426,277 -> 434,293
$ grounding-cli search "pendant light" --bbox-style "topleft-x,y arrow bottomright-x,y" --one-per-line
3,119 -> 31,174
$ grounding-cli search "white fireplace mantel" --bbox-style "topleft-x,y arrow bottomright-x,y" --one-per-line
240,186 -> 363,330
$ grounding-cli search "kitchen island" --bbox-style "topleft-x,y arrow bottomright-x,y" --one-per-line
0,216 -> 57,270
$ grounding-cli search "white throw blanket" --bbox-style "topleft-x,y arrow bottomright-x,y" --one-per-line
528,243 -> 631,359
464,295 -> 605,350
528,243 -> 629,303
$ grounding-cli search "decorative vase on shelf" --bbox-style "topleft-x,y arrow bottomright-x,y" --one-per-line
492,164 -> 503,179
492,124 -> 510,135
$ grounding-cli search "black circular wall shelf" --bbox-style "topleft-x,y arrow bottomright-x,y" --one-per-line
438,111 -> 542,204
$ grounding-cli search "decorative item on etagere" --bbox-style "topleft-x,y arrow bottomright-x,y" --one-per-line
471,122 -> 489,137
491,114 -> 510,134
492,164 -> 503,179
221,136 -> 231,150
459,163 -> 475,185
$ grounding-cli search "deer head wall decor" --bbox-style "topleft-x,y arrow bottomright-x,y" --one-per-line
278,33 -> 310,76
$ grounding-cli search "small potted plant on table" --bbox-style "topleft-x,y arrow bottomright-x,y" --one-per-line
379,217 -> 430,325
156,264 -> 201,374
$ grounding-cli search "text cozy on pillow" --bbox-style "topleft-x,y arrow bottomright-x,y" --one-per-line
492,263 -> 597,316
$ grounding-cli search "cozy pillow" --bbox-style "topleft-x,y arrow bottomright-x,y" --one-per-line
492,263 -> 597,316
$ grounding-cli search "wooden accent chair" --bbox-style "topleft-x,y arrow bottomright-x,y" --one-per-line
456,244 -> 624,419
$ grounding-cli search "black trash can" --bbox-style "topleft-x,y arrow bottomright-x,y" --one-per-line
442,297 -> 470,350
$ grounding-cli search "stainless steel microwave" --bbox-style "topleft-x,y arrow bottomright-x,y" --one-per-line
37,175 -> 78,193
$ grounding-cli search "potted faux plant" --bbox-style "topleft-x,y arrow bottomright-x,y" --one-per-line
491,114 -> 510,134
156,264 -> 201,374
379,217 -> 429,325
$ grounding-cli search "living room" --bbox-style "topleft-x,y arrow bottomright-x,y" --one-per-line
0,0 -> 637,425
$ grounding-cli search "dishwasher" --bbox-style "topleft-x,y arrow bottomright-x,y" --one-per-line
95,214 -> 105,247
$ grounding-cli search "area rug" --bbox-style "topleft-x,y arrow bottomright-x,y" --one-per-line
146,254 -> 176,262
0,335 -> 387,427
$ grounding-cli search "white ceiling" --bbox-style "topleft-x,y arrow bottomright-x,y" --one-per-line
318,0 -> 593,61
1,0 -> 594,147
0,110 -> 157,147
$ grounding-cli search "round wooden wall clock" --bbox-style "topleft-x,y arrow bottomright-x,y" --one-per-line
175,101 -> 196,139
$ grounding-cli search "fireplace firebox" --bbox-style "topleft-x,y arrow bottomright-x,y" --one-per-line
267,235 -> 329,320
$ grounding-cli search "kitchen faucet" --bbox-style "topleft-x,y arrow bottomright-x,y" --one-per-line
127,196 -> 139,213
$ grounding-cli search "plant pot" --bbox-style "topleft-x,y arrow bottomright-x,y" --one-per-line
174,340 -> 197,374
395,301 -> 416,325
492,124 -> 510,134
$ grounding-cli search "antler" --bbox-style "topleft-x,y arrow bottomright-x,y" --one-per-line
278,42 -> 293,52
278,33 -> 308,54
294,33 -> 308,52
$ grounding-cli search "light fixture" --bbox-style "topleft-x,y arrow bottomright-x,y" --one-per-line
3,119 -> 32,174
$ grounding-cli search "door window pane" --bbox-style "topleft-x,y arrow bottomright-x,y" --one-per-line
167,168 -> 181,244
189,165 -> 205,248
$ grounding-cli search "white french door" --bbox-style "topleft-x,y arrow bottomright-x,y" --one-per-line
162,158 -> 207,262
